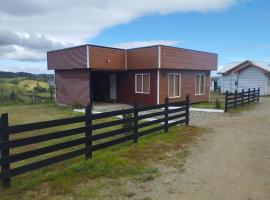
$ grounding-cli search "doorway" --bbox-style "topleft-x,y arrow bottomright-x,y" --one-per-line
91,71 -> 117,102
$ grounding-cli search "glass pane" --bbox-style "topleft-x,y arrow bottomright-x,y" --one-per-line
175,75 -> 180,96
168,75 -> 174,97
136,75 -> 143,92
200,75 -> 205,94
143,75 -> 150,93
196,75 -> 200,94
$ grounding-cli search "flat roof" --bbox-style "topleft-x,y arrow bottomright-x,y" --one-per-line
47,43 -> 217,55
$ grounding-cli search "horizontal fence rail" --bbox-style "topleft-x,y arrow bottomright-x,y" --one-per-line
0,95 -> 190,188
224,88 -> 260,112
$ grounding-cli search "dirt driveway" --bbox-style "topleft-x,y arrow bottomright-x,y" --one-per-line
121,97 -> 270,200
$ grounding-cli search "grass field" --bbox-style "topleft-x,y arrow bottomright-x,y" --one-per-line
0,104 -> 203,200
0,77 -> 52,105
191,92 -> 225,109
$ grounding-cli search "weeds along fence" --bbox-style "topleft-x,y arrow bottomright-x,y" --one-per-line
224,88 -> 260,112
0,95 -> 190,188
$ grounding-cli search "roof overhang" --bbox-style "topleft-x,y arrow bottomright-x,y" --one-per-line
222,60 -> 269,75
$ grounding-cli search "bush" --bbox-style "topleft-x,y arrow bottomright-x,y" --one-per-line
215,98 -> 221,109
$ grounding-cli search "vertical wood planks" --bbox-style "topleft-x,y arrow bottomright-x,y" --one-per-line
185,95 -> 190,125
85,104 -> 92,159
164,97 -> 169,132
0,113 -> 10,188
133,102 -> 138,143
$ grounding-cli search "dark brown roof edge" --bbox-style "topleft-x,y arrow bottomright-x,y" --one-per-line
47,44 -> 125,53
159,45 -> 218,56
47,43 -> 217,56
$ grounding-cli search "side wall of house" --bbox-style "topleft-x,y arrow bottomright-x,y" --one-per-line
238,66 -> 266,95
160,46 -> 217,71
159,69 -> 211,104
117,69 -> 157,106
89,46 -> 125,70
220,74 -> 237,93
55,69 -> 90,106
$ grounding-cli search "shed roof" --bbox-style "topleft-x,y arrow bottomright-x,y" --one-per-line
218,60 -> 270,74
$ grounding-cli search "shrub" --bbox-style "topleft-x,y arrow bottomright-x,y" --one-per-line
215,98 -> 221,109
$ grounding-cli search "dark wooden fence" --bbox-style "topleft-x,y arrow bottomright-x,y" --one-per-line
224,88 -> 260,112
0,96 -> 190,188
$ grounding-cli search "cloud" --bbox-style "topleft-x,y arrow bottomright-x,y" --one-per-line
112,40 -> 180,49
0,0 -> 237,65
0,60 -> 48,74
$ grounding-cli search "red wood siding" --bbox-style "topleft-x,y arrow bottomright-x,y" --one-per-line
160,46 -> 217,71
127,46 -> 158,69
55,69 -> 90,106
117,70 -> 157,106
48,46 -> 87,70
159,69 -> 210,104
89,46 -> 125,70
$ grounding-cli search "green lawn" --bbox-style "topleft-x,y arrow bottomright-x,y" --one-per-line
191,92 -> 225,109
0,103 -> 204,200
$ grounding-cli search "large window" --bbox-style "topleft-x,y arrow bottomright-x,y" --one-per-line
168,73 -> 181,98
195,74 -> 205,95
135,73 -> 150,94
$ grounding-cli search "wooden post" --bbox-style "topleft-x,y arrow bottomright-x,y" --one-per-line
185,95 -> 190,125
258,88 -> 260,102
241,89 -> 244,106
164,97 -> 169,132
253,88 -> 255,102
0,113 -> 10,188
224,91 -> 228,112
234,90 -> 237,109
85,104 -> 92,159
133,102 -> 138,143
248,88 -> 250,104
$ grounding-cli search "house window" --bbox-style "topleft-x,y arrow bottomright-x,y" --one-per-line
135,73 -> 150,94
168,73 -> 181,98
195,74 -> 205,95
268,75 -> 270,87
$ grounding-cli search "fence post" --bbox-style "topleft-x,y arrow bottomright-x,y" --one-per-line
253,88 -> 255,103
241,89 -> 244,106
248,88 -> 250,104
133,102 -> 138,143
0,113 -> 11,188
258,88 -> 260,102
85,104 -> 92,159
234,90 -> 237,109
224,91 -> 228,112
185,95 -> 190,125
164,97 -> 169,132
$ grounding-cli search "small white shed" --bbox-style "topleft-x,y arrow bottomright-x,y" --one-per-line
219,60 -> 270,96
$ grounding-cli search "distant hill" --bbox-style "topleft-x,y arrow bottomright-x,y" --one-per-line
0,71 -> 53,79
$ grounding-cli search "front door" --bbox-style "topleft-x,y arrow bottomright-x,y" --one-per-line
110,74 -> 117,101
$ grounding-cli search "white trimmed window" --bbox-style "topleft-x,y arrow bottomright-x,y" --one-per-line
135,73 -> 150,94
195,74 -> 205,95
168,73 -> 181,98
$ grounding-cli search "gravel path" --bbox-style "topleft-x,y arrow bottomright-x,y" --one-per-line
123,97 -> 270,200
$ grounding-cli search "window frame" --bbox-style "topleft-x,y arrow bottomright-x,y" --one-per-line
168,73 -> 181,98
135,73 -> 151,94
195,74 -> 205,96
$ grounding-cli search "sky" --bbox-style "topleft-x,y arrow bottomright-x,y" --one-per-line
0,0 -> 269,74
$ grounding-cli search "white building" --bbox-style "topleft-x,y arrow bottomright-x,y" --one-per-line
219,60 -> 270,96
